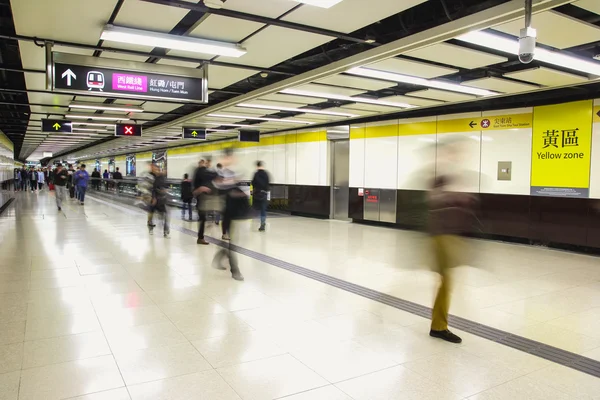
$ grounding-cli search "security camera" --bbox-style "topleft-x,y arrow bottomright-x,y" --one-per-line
518,27 -> 536,64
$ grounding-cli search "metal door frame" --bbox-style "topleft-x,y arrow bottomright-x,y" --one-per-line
330,139 -> 350,220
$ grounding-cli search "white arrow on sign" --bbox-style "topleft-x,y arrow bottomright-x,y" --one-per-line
61,69 -> 76,86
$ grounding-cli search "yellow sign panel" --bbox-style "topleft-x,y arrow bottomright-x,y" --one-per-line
437,113 -> 532,134
593,105 -> 600,123
531,100 -> 593,197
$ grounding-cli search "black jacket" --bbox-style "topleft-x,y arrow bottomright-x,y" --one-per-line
54,169 -> 69,186
252,169 -> 270,192
91,171 -> 101,178
181,180 -> 193,202
113,171 -> 123,179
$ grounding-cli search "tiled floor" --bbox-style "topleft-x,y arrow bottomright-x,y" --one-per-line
0,191 -> 599,399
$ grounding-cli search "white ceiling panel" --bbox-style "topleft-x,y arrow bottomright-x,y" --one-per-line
283,0 -> 426,34
114,0 -> 188,32
503,67 -> 589,87
100,51 -> 150,63
28,93 -> 73,108
324,107 -> 377,116
220,0 -> 297,18
260,93 -> 325,105
294,83 -> 366,97
381,95 -> 444,107
405,89 -> 476,102
295,114 -> 340,122
24,72 -> 47,91
221,107 -> 269,116
18,41 -> 93,70
207,65 -> 257,89
575,0 -> 600,14
315,74 -> 396,91
405,43 -> 508,69
340,103 -> 403,113
156,59 -> 200,69
99,41 -> 154,54
492,10 -> 600,49
216,26 -> 332,68
366,57 -> 458,79
10,0 -> 116,44
139,102 -> 181,114
462,77 -> 539,93
189,15 -> 263,43
243,99 -> 309,108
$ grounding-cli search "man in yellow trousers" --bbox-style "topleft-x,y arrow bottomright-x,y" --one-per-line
428,175 -> 477,343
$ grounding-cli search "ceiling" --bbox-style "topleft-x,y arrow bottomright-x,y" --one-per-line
1,0 -> 600,163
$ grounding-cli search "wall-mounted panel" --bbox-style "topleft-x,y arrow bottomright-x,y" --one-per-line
364,123 -> 398,189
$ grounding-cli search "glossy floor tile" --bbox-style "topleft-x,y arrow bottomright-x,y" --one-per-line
0,192 -> 599,399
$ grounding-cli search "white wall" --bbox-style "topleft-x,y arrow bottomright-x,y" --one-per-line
165,131 -> 329,186
480,108 -> 532,195
397,117 -> 436,191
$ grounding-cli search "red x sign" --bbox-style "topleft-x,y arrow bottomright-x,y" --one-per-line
124,126 -> 133,135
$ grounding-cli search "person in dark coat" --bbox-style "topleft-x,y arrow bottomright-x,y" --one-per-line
181,173 -> 193,220
252,161 -> 271,232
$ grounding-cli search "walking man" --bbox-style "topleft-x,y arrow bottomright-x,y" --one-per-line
74,164 -> 90,205
252,161 -> 271,232
54,164 -> 69,211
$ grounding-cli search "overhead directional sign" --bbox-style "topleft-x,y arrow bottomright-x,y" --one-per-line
239,130 -> 260,143
51,53 -> 208,103
437,113 -> 533,133
115,123 -> 142,137
42,119 -> 72,133
182,128 -> 207,140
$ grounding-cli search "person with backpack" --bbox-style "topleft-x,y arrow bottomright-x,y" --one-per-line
181,173 -> 193,221
74,164 -> 90,205
149,164 -> 170,237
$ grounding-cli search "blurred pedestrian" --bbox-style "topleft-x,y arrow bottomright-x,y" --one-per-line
29,168 -> 37,192
211,148 -> 248,281
54,163 -> 69,211
181,173 -> 193,221
194,159 -> 217,245
37,168 -> 45,190
214,163 -> 223,226
74,164 -> 90,205
427,175 -> 478,344
252,161 -> 271,232
91,168 -> 101,190
150,164 -> 170,237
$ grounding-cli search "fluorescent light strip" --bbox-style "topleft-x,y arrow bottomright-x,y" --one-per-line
66,114 -> 131,121
70,122 -> 116,127
280,89 -> 415,108
456,30 -> 600,76
101,25 -> 246,57
207,114 -> 312,124
69,102 -> 144,113
237,103 -> 357,117
346,67 -> 496,96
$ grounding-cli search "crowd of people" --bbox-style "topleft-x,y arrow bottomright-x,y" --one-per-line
14,166 -> 49,192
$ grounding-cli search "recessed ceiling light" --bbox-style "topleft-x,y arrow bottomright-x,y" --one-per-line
280,89 -> 415,108
207,114 -> 313,124
456,30 -> 600,76
237,103 -> 357,117
66,114 -> 131,121
101,25 -> 246,57
346,67 -> 496,96
69,102 -> 144,113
